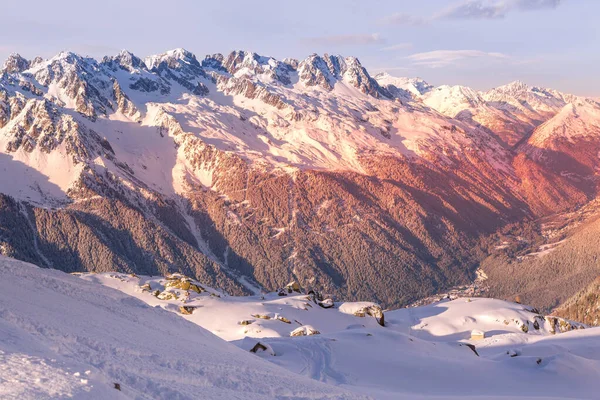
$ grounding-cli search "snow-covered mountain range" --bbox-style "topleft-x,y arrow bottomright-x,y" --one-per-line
1,49 -> 600,310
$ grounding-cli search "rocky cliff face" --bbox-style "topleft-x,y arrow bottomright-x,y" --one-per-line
0,49 -> 599,307
298,54 -> 388,97
1,54 -> 31,74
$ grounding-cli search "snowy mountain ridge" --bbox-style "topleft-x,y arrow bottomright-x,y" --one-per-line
4,47 -> 595,206
0,48 -> 523,205
1,48 -> 600,311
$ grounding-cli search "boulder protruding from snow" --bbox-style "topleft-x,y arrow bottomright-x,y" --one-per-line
140,283 -> 152,292
286,281 -> 302,293
179,306 -> 197,315
545,316 -> 586,334
249,341 -> 275,356
308,290 -> 335,309
339,302 -> 385,326
290,325 -> 320,337
165,274 -> 205,294
278,281 -> 303,296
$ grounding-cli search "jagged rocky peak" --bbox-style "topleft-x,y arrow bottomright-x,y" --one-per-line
323,53 -> 346,77
282,57 -> 299,70
2,97 -> 80,155
223,50 -> 255,73
411,78 -> 434,95
145,48 -> 201,71
298,53 -> 387,97
485,80 -> 565,103
484,81 -> 537,101
488,80 -> 531,96
26,51 -> 112,121
207,50 -> 263,75
30,56 -> 44,68
205,50 -> 294,85
30,51 -> 96,84
340,56 -> 388,98
0,87 -> 10,128
101,50 -> 145,72
112,78 -> 140,119
49,51 -> 88,65
298,54 -> 337,90
2,53 -> 30,74
484,79 -> 574,114
144,48 -> 208,95
202,53 -> 227,72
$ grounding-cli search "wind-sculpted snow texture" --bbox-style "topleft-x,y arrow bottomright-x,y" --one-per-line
1,49 -> 600,308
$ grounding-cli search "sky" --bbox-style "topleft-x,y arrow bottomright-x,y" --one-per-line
0,0 -> 597,96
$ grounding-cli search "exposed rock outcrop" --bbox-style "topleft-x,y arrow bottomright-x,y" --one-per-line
290,325 -> 320,336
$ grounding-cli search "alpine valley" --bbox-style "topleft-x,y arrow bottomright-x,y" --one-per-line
1,48 -> 600,316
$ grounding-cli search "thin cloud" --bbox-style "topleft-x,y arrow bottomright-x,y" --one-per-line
436,1 -> 507,20
379,13 -> 427,26
382,0 -> 562,25
303,33 -> 385,46
380,43 -> 413,51
436,0 -> 562,20
515,0 -> 562,10
407,50 -> 509,68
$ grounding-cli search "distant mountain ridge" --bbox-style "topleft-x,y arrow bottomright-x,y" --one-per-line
1,48 -> 599,308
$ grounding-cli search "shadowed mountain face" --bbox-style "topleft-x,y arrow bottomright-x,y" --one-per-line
0,49 -> 599,308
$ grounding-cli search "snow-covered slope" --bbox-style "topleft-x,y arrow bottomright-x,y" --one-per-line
422,84 -> 486,117
527,101 -> 600,147
75,269 -> 600,400
0,256 -> 362,399
481,81 -> 590,145
78,272 -> 388,342
483,81 -> 578,116
374,73 -> 433,99
518,100 -> 600,190
383,78 -> 597,147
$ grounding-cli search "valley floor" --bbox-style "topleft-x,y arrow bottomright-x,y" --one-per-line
1,256 -> 599,399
